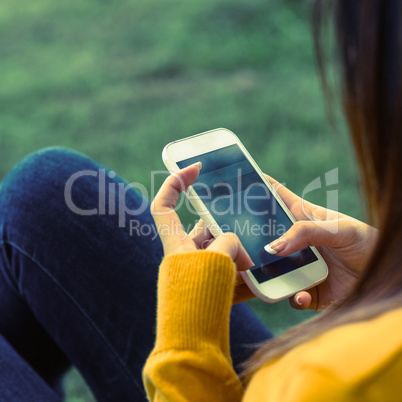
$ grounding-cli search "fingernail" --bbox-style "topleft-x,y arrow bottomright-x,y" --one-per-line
201,239 -> 213,249
264,238 -> 286,254
264,244 -> 278,254
295,295 -> 303,306
189,161 -> 202,170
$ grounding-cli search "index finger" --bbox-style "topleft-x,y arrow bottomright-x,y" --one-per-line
264,173 -> 314,222
151,162 -> 201,248
264,174 -> 300,211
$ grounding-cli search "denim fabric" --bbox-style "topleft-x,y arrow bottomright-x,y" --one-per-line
0,148 -> 272,401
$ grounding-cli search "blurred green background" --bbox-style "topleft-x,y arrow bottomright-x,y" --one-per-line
1,0 -> 362,400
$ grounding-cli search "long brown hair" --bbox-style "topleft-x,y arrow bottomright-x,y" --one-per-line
245,0 -> 402,375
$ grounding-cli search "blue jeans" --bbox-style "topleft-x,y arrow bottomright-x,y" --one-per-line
0,148 -> 272,401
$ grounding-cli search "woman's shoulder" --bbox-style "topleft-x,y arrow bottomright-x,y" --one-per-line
299,306 -> 402,379
244,307 -> 402,401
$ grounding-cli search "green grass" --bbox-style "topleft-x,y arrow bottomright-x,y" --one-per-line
0,0 -> 362,400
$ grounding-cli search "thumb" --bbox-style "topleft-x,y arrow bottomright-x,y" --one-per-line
265,219 -> 348,256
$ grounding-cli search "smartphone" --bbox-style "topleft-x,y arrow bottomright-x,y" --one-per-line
162,128 -> 328,302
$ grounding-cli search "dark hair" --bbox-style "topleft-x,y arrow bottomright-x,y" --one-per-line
244,0 -> 402,375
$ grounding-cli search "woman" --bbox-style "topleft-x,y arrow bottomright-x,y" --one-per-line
0,145 -> 277,401
0,1 -> 398,401
143,0 -> 402,400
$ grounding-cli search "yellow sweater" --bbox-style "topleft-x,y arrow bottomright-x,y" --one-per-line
143,251 -> 402,401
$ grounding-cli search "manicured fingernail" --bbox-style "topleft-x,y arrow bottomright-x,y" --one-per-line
264,244 -> 278,254
295,295 -> 303,306
264,238 -> 286,254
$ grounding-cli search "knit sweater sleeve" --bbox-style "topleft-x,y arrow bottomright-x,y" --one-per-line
142,251 -> 244,402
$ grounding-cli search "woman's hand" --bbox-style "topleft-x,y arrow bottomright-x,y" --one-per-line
265,175 -> 378,311
151,163 -> 254,303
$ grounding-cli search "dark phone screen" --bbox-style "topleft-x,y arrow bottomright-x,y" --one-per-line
177,144 -> 317,283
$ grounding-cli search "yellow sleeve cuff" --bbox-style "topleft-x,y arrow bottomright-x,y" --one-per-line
153,250 -> 236,358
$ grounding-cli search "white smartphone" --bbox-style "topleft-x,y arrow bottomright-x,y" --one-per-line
162,128 -> 328,302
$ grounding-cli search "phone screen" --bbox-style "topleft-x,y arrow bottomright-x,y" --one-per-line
177,143 -> 318,283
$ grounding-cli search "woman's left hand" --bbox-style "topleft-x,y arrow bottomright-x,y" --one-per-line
151,163 -> 254,303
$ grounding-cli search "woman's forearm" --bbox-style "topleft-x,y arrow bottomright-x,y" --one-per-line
143,251 -> 244,401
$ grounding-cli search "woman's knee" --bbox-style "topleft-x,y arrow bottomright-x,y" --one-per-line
1,147 -> 95,196
0,147 -> 154,237
0,148 -> 103,228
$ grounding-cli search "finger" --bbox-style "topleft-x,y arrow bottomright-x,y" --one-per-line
235,271 -> 245,285
264,218 -> 353,256
289,290 -> 314,310
188,219 -> 214,248
264,174 -> 294,200
264,174 -> 302,210
208,232 -> 254,271
201,238 -> 214,249
151,163 -> 201,251
233,284 -> 255,304
264,174 -> 317,221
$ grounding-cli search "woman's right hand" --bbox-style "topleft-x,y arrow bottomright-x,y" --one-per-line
265,175 -> 379,311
